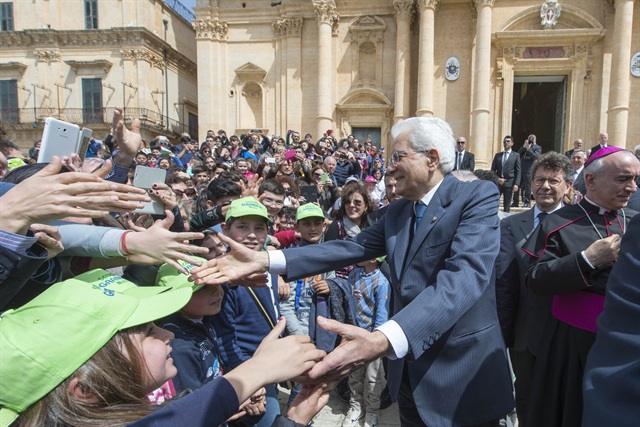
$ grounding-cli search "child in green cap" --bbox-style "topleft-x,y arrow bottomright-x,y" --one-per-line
279,203 -> 335,409
155,258 -> 226,396
0,269 -> 329,427
281,203 -> 334,337
213,197 -> 287,427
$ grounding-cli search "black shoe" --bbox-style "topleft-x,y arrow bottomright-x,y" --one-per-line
510,203 -> 518,208
523,202 -> 531,208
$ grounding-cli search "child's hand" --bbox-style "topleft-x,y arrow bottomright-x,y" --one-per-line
311,280 -> 330,296
278,276 -> 291,301
286,382 -> 332,425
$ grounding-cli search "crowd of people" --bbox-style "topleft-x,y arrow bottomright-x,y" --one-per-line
0,109 -> 639,427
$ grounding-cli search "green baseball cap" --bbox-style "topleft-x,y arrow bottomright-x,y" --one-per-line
156,257 -> 206,291
0,269 -> 192,426
225,196 -> 270,222
296,203 -> 325,222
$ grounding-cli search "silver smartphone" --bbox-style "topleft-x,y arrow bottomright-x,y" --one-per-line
132,165 -> 166,215
77,127 -> 93,161
38,117 -> 81,163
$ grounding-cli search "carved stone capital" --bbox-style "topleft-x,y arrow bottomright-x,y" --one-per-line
272,17 -> 303,38
473,0 -> 495,10
120,48 -> 141,61
416,0 -> 438,12
393,0 -> 415,19
313,0 -> 339,28
34,49 -> 61,63
120,48 -> 164,69
192,18 -> 229,41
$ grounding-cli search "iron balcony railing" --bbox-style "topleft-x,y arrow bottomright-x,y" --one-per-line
0,108 -> 189,136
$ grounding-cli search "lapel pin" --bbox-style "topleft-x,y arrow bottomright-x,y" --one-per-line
431,216 -> 438,223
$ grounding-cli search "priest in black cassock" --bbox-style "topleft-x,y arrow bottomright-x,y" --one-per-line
520,146 -> 640,427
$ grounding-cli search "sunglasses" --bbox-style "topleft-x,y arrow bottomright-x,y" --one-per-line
174,188 -> 197,197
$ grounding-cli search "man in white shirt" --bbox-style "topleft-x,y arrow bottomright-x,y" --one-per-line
589,131 -> 608,158
570,149 -> 587,182
454,136 -> 475,171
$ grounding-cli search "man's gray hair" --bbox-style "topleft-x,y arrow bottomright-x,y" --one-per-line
390,117 -> 456,173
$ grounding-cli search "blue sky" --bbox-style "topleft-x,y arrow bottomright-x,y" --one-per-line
180,0 -> 197,10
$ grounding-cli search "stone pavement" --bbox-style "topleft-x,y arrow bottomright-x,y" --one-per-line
277,387 -> 400,427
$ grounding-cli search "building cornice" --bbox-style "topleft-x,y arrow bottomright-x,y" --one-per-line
0,28 -> 196,77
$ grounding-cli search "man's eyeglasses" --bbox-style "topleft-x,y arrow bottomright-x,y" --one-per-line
174,188 -> 197,198
532,177 -> 564,187
456,141 -> 466,144
389,150 -> 425,166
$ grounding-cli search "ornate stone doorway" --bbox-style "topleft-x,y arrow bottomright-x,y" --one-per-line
512,76 -> 567,153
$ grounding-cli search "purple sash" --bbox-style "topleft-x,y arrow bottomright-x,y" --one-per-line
551,291 -> 605,333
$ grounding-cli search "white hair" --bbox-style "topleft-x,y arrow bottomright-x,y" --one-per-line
390,117 -> 456,173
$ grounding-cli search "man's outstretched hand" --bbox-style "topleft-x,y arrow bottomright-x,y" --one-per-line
189,232 -> 270,286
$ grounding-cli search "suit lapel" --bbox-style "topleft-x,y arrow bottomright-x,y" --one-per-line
400,177 -> 453,280
517,210 -> 535,241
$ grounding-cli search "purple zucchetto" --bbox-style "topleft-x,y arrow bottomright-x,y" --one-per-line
584,146 -> 626,168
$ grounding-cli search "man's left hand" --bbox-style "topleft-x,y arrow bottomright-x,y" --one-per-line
306,316 -> 391,381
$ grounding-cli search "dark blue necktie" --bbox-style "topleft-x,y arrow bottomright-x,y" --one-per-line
415,202 -> 427,228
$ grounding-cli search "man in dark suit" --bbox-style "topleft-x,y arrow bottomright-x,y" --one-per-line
564,138 -> 583,158
491,135 -> 521,212
516,134 -> 542,208
454,136 -> 475,171
191,117 -> 515,427
588,131 -> 608,158
497,152 -> 573,426
583,214 -> 640,427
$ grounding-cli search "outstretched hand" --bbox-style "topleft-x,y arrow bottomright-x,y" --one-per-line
305,316 -> 391,382
112,107 -> 142,159
252,318 -> 327,385
125,210 -> 208,273
0,156 -> 148,235
223,318 -> 326,406
189,231 -> 270,286
286,382 -> 332,426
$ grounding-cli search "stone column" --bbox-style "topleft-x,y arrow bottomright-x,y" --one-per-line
415,0 -> 437,117
313,0 -> 338,138
273,17 -> 303,135
193,17 -> 228,140
606,0 -> 635,146
393,0 -> 414,123
470,0 -> 494,167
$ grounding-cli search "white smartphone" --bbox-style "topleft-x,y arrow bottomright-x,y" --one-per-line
265,157 -> 276,164
38,117 -> 81,163
132,165 -> 166,215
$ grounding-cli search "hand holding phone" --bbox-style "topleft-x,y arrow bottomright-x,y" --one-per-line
132,166 -> 166,215
38,118 -> 81,163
